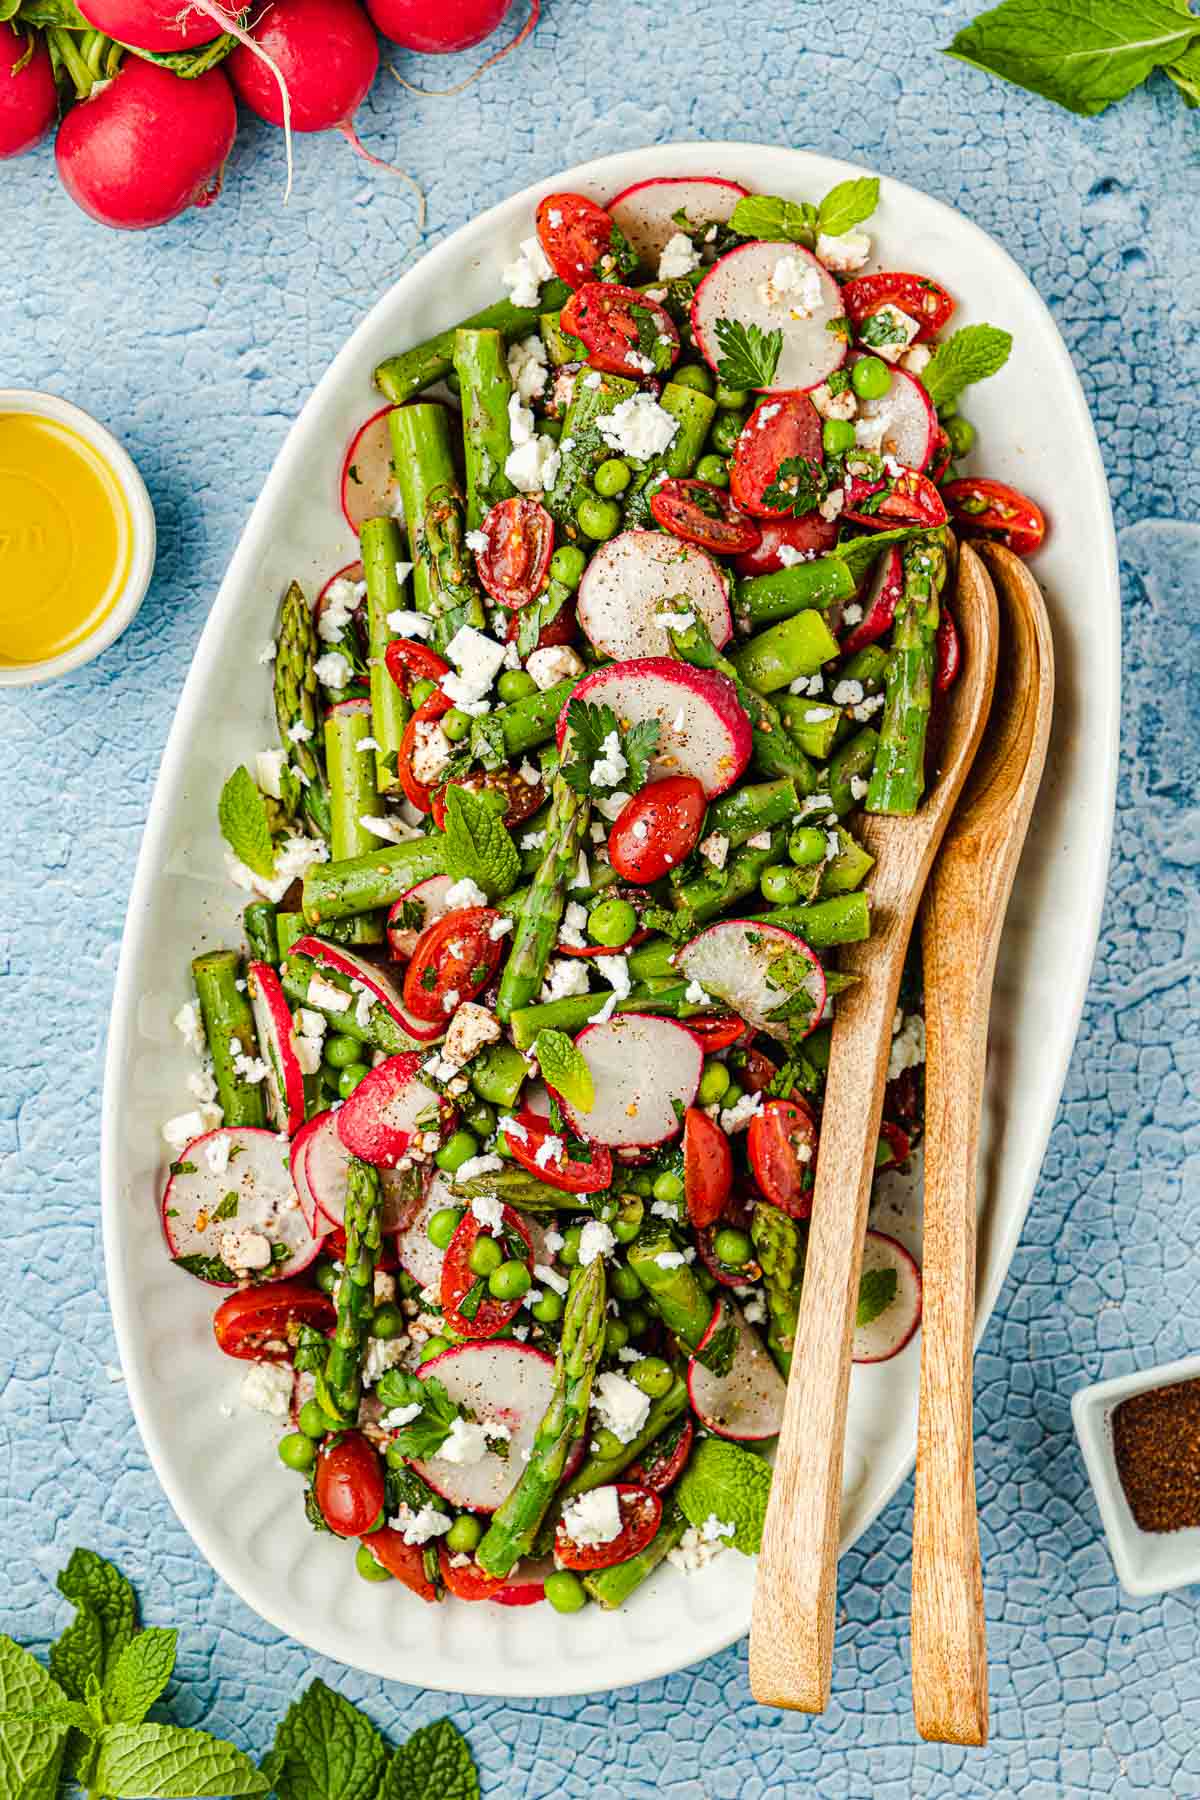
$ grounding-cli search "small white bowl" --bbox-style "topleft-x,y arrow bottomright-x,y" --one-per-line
0,389 -> 156,687
1072,1354 -> 1200,1597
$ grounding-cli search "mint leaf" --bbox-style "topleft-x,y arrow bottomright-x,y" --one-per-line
920,323 -> 1013,410
51,1548 -> 138,1696
94,1721 -> 269,1796
219,765 -> 277,880
265,1679 -> 387,1800
0,1638 -> 71,1800
379,1718 -> 480,1800
945,0 -> 1200,115
1167,40 -> 1200,101
712,317 -> 782,391
816,176 -> 879,238
728,193 -> 816,246
533,1028 -> 595,1115
856,1265 -> 899,1327
103,1628 -> 177,1728
441,784 -> 520,900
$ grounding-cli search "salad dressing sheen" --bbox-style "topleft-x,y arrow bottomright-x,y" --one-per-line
0,411 -> 133,665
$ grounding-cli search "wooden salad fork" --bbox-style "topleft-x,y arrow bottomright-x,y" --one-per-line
750,541 -> 999,1716
909,542 -> 1054,1745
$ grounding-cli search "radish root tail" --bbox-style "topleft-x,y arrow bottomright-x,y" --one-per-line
386,0 -> 539,99
336,120 -> 427,235
180,0 -> 295,202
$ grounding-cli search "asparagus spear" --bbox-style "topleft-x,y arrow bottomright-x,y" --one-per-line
531,1375 -> 690,1557
243,901 -> 280,968
451,1166 -> 583,1213
273,582 -> 331,841
701,777 -> 798,849
488,677 -> 579,759
626,1225 -> 714,1351
191,950 -> 267,1129
735,555 -> 856,628
280,952 -> 429,1056
866,532 -> 950,815
671,828 -> 789,927
359,516 -> 412,797
750,1204 -> 808,1379
374,283 -> 573,404
389,404 -> 487,652
508,981 -> 702,1051
539,309 -> 586,366
453,327 -> 518,528
315,1157 -> 383,1428
583,1498 -> 688,1609
325,704 -> 384,946
729,608 -> 841,695
301,835 -> 446,925
747,891 -> 871,946
668,617 -> 817,795
475,1256 -> 608,1577
828,725 -> 881,817
495,774 -> 591,1023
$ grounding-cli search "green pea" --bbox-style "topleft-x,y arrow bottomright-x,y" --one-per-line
694,453 -> 729,488
324,1032 -> 364,1069
446,1514 -> 483,1555
715,384 -> 749,410
709,411 -> 746,455
371,1302 -> 405,1341
418,1335 -> 451,1363
469,1235 -> 504,1278
822,417 -> 857,455
588,895 -> 637,947
558,1222 -> 584,1267
788,825 -> 827,866
355,1543 -> 393,1583
537,416 -> 563,441
605,1319 -> 629,1355
442,708 -> 472,743
461,1098 -> 496,1139
624,1302 -> 650,1338
594,457 -> 631,498
435,1129 -> 480,1174
629,1355 -> 674,1398
628,1171 -> 654,1197
297,1398 -> 335,1440
713,1226 -> 753,1266
497,669 -> 537,703
577,492 -> 622,540
545,1569 -> 588,1614
409,678 -> 438,708
488,1258 -> 531,1300
278,1433 -> 315,1474
697,1060 -> 730,1106
672,362 -> 715,396
720,1081 -> 744,1109
338,1062 -> 370,1098
313,1257 -> 338,1295
937,399 -> 958,419
549,544 -> 586,589
946,415 -> 976,456
610,1260 -> 641,1302
531,1289 -> 564,1325
851,355 -> 891,401
612,1194 -> 644,1243
652,1170 -> 684,1204
428,1205 -> 464,1250
760,864 -> 808,906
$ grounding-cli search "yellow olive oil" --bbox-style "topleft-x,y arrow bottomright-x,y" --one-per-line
0,411 -> 134,665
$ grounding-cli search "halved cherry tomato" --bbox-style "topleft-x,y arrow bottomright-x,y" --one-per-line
684,1105 -> 733,1228
506,1110 -> 613,1194
843,467 -> 947,530
384,638 -> 451,696
397,687 -> 456,815
732,510 -> 838,576
650,477 -> 761,555
936,607 -> 960,691
322,1225 -> 399,1271
313,1432 -> 385,1537
607,776 -> 707,885
212,1282 -> 335,1361
536,192 -> 626,289
876,1119 -> 912,1170
747,1095 -> 819,1218
441,1203 -> 534,1338
842,271 -> 955,342
437,1545 -> 545,1605
734,1044 -> 782,1094
684,1013 -> 748,1052
729,394 -> 824,521
430,768 -> 546,833
555,1483 -> 662,1571
560,282 -> 679,378
402,907 -> 507,1022
625,1415 -> 694,1493
472,496 -> 554,610
363,1528 -> 439,1602
504,597 -> 578,651
941,478 -> 1046,556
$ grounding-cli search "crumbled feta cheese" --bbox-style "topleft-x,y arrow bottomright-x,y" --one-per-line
600,953 -> 631,1002
240,1361 -> 293,1417
849,774 -> 870,802
539,958 -> 591,1002
362,1336 -> 408,1387
506,431 -> 561,495
444,1002 -> 501,1066
314,651 -> 352,689
518,759 -> 541,786
758,254 -> 824,317
655,608 -> 695,632
307,973 -> 352,1014
521,830 -> 546,851
596,788 -> 632,822
832,679 -> 865,706
560,1486 -> 623,1547
534,1263 -> 570,1296
866,302 -> 920,362
745,830 -> 773,851
501,234 -> 554,309
742,1294 -> 766,1325
359,814 -> 416,844
317,579 -> 360,642
655,1250 -> 686,1269
470,1191 -> 505,1230
499,1114 -> 528,1143
258,642 -> 277,664
174,1001 -> 207,1056
288,720 -> 313,745
162,1106 -> 221,1150
489,915 -> 514,941
443,876 -> 489,911
441,987 -> 460,1014
433,1415 -> 489,1465
410,718 -> 454,786
721,1089 -> 763,1133
464,529 -> 489,555
854,408 -> 891,454
684,979 -> 712,1006
811,380 -> 858,423
558,899 -> 590,951
668,1524 -> 730,1573
578,1220 -> 616,1266
382,1401 -> 423,1430
231,1047 -> 270,1086
816,228 -> 871,273
658,231 -> 702,280
221,1228 -> 272,1273
390,1502 -> 454,1545
508,333 -> 549,403
701,1513 -> 737,1543
203,1131 -> 231,1174
534,1134 -> 564,1170
582,370 -> 603,390
698,832 -> 729,870
596,393 -> 680,461
255,748 -> 289,801
818,487 -> 845,523
386,608 -> 430,638
900,342 -> 933,375
591,1371 -> 651,1444
442,626 -> 507,710
842,602 -> 864,626
591,730 -> 628,789
525,644 -> 584,690
887,1011 -> 926,1081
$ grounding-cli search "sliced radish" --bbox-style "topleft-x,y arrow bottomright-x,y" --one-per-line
851,359 -> 936,472
289,1115 -> 335,1235
340,404 -> 399,535
335,1052 -> 443,1168
303,1109 -> 418,1232
605,175 -> 748,267
293,935 -> 444,1044
852,1231 -> 922,1363
386,873 -> 458,959
316,561 -> 365,634
565,1014 -> 702,1147
842,546 -> 903,655
675,920 -> 826,1044
557,658 -> 751,798
395,1167 -> 458,1289
692,243 -> 846,393
247,962 -> 306,1134
576,530 -> 731,663
161,1127 -> 319,1283
688,1297 -> 786,1441
410,1339 -> 571,1513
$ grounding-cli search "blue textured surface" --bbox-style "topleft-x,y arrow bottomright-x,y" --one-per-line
2,1 -> 1199,1790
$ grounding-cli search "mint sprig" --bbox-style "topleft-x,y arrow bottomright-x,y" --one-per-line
378,1717 -> 480,1800
920,323 -> 1013,410
533,1027 -> 595,1114
816,175 -> 880,238
441,783 -> 520,900
946,0 -> 1200,116
728,193 -> 817,246
218,765 -> 277,880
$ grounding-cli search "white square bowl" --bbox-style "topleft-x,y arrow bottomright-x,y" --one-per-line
1072,1356 -> 1200,1597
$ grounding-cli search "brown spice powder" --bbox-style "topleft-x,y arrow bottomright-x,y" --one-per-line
1112,1379 -> 1200,1533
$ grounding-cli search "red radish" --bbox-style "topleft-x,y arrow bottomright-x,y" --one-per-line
161,1126 -> 320,1283
293,935 -> 445,1043
575,529 -> 731,661
693,242 -> 846,392
289,1114 -> 336,1233
340,406 -> 399,536
335,1052 -> 445,1167
688,1297 -> 786,1441
563,1014 -> 702,1148
1,30 -> 57,159
557,658 -> 752,799
366,0 -> 521,53
852,1231 -> 922,1363
410,1340 -> 582,1512
841,545 -> 904,655
75,0 -> 222,50
302,1109 -> 418,1231
675,919 -> 827,1044
386,873 -> 458,959
732,512 -> 839,577
936,606 -> 961,692
606,176 -> 748,268
246,962 -> 306,1134
438,1547 -> 556,1605
395,1168 -> 458,1289
55,60 -> 236,231
850,359 -> 936,472
317,560 -> 365,631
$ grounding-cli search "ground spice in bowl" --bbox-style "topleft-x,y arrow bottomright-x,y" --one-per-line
1111,1379 -> 1200,1533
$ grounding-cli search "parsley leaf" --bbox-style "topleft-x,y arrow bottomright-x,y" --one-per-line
856,1265 -> 899,1327
945,0 -> 1200,115
218,766 -> 277,880
532,1029 -> 595,1114
560,699 -> 660,798
712,316 -> 782,391
375,1371 -> 463,1460
728,193 -> 817,246
761,455 -> 829,517
378,1718 -> 480,1800
920,323 -> 1013,410
816,175 -> 880,238
441,784 -> 520,900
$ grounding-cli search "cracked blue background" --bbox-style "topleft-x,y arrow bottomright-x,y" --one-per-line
3,0 -> 1200,1791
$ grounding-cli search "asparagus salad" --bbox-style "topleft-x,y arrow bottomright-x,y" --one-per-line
163,170 -> 1045,1612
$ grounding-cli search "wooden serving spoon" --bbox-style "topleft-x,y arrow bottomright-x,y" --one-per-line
909,542 -> 1055,1745
749,540 -> 999,1716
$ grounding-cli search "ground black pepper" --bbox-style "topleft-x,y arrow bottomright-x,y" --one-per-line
1111,1379 -> 1200,1533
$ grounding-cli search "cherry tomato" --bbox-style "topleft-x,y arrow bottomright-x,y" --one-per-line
876,1119 -> 912,1170
747,1096 -> 819,1217
936,606 -> 960,692
684,1013 -> 748,1052
384,638 -> 451,696
729,394 -> 824,521
554,1484 -> 662,1570
841,549 -> 903,656
941,478 -> 1046,556
362,1528 -> 439,1602
322,1226 -> 398,1271
649,478 -> 761,555
212,1283 -> 335,1361
560,282 -> 679,378
441,1203 -> 534,1338
504,596 -> 578,651
607,776 -> 707,885
842,467 -> 947,530
430,768 -> 546,833
437,1545 -> 545,1605
625,1415 -> 694,1493
313,1432 -> 385,1537
734,1044 -> 781,1094
536,192 -> 625,288
396,692 -> 454,815
842,271 -> 956,342
402,907 -> 507,1023
732,511 -> 839,577
683,1105 -> 733,1229
472,496 -> 554,610
506,1109 -> 613,1195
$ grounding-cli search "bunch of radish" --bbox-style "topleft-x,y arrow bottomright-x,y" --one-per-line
0,0 -> 538,229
